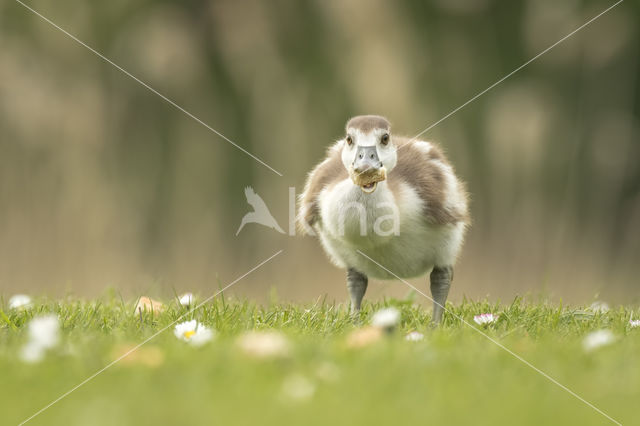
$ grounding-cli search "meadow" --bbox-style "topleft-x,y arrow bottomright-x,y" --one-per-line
1,293 -> 638,426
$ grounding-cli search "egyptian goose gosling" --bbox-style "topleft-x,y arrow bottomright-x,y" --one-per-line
298,115 -> 469,323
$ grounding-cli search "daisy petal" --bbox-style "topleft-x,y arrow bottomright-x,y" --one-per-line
583,329 -> 616,351
371,307 -> 400,331
9,294 -> 32,310
473,313 -> 498,325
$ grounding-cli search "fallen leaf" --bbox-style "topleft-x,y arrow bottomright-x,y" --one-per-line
346,326 -> 383,349
135,296 -> 165,314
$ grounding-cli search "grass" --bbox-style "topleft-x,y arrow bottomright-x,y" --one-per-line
1,294 -> 638,426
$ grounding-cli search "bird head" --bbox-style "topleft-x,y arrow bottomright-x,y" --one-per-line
341,115 -> 397,194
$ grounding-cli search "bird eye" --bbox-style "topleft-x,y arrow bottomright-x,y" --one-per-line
346,135 -> 353,146
381,133 -> 390,145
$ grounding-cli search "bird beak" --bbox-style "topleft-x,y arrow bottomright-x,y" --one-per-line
352,146 -> 382,174
351,146 -> 385,193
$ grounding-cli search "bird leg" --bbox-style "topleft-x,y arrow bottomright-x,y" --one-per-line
347,267 -> 368,316
430,266 -> 453,324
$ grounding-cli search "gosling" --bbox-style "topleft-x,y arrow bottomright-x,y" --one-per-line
298,115 -> 469,323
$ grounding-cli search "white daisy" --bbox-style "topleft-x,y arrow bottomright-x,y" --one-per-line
173,320 -> 214,347
629,319 -> 640,328
9,294 -> 32,310
20,315 -> 60,363
371,307 -> 400,331
28,315 -> 60,349
236,331 -> 291,359
589,301 -> 610,313
473,313 -> 498,325
405,331 -> 425,342
21,341 -> 46,363
583,329 -> 616,352
178,293 -> 194,307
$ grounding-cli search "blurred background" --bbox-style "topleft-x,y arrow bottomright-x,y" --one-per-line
0,0 -> 638,304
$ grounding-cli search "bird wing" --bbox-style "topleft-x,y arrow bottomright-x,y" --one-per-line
390,137 -> 469,225
244,186 -> 270,212
297,142 -> 348,234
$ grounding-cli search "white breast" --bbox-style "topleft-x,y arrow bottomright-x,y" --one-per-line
316,179 -> 465,279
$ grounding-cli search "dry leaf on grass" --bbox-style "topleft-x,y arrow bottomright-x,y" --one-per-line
345,326 -> 383,349
135,296 -> 165,313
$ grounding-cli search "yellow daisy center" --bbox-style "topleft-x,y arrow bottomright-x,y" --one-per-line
184,330 -> 196,339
